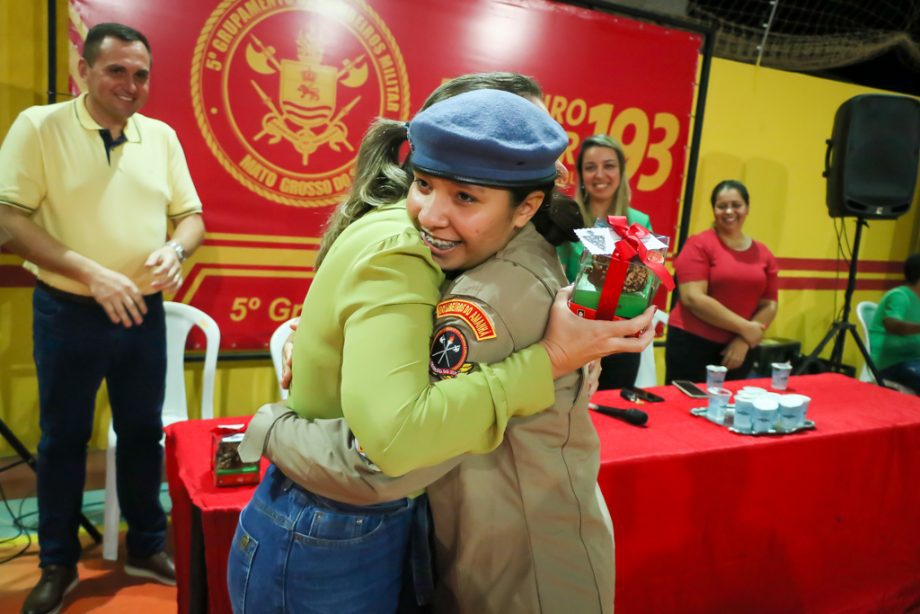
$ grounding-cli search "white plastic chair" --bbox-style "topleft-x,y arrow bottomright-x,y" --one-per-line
270,318 -> 299,400
102,301 -> 220,561
856,301 -> 878,383
634,310 -> 669,388
855,300 -> 915,393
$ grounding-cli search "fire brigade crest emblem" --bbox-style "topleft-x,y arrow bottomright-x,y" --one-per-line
191,0 -> 410,207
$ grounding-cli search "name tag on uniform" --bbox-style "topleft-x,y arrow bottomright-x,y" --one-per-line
435,299 -> 496,341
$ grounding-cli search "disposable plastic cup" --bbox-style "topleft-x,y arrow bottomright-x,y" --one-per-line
706,387 -> 732,425
706,364 -> 728,390
733,393 -> 755,433
781,393 -> 811,428
771,362 -> 792,391
752,397 -> 779,434
778,396 -> 803,431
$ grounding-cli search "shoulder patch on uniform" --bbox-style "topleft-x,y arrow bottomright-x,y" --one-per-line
430,326 -> 470,378
436,299 -> 497,341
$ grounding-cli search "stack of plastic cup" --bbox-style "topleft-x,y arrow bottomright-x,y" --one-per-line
752,397 -> 779,434
778,394 -> 811,430
733,392 -> 756,433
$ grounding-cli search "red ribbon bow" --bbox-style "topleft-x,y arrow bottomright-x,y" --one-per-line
595,216 -> 674,320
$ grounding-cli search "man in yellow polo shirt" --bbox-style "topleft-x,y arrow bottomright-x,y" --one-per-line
0,22 -> 204,614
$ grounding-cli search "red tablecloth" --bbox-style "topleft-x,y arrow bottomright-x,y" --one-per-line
165,417 -> 267,614
592,373 -> 920,613
165,374 -> 920,613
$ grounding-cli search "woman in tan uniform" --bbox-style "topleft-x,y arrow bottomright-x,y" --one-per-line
239,77 -> 641,613
419,189 -> 615,613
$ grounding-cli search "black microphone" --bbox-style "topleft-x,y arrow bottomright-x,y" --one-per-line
589,403 -> 648,427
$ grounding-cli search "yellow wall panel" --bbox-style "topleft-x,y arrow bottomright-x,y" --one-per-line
1,23 -> 917,453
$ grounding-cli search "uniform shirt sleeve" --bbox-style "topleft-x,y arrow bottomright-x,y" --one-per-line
0,112 -> 45,212
338,233 -> 554,476
430,296 -> 515,370
240,402 -> 460,506
165,129 -> 202,218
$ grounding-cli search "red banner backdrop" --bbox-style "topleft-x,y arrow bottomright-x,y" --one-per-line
63,0 -> 700,350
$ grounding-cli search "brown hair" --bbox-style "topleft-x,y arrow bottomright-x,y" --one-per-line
575,134 -> 632,225
315,72 -> 544,268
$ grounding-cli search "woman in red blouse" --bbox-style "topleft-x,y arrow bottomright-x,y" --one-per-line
665,180 -> 778,383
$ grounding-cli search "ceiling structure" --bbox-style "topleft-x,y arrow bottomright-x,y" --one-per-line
608,0 -> 920,95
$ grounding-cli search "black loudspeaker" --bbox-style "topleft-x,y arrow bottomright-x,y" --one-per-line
825,94 -> 920,219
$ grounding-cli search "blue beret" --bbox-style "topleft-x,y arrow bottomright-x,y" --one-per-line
407,89 -> 568,187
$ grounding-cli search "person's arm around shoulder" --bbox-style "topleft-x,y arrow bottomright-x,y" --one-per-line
239,402 -> 460,506
338,236 -> 656,476
338,239 -> 554,476
246,279 -> 624,501
249,323 -> 429,503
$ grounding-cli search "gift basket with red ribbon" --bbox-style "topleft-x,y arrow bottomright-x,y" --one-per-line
211,424 -> 261,487
569,216 -> 674,320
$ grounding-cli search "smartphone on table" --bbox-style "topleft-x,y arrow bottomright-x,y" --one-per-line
672,380 -> 709,399
620,386 -> 665,403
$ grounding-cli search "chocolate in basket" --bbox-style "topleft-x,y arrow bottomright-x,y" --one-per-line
569,218 -> 672,320
211,425 -> 261,487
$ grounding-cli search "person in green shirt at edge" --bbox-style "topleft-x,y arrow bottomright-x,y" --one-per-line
557,134 -> 654,390
230,76 -> 655,613
868,253 -> 920,392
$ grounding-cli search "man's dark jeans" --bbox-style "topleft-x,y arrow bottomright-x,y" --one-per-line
33,283 -> 168,567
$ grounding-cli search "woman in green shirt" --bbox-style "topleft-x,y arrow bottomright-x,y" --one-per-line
558,134 -> 654,390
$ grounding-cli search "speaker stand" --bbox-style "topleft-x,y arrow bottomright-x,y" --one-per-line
0,418 -> 102,543
794,218 -> 884,383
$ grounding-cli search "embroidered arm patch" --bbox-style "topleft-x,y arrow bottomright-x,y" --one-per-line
435,299 -> 496,341
429,326 -> 474,379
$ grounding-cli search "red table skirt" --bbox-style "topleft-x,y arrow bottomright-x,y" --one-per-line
166,374 -> 920,613
591,373 -> 920,613
165,416 -> 267,614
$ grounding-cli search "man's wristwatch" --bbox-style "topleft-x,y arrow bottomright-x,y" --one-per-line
166,240 -> 187,263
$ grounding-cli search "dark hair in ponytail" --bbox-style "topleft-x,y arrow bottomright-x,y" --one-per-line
530,191 -> 583,246
315,72 -> 545,269
508,184 -> 581,247
315,119 -> 411,267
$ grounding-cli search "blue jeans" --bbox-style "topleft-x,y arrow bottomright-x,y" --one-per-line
228,465 -> 416,614
879,360 -> 920,392
33,283 -> 167,567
